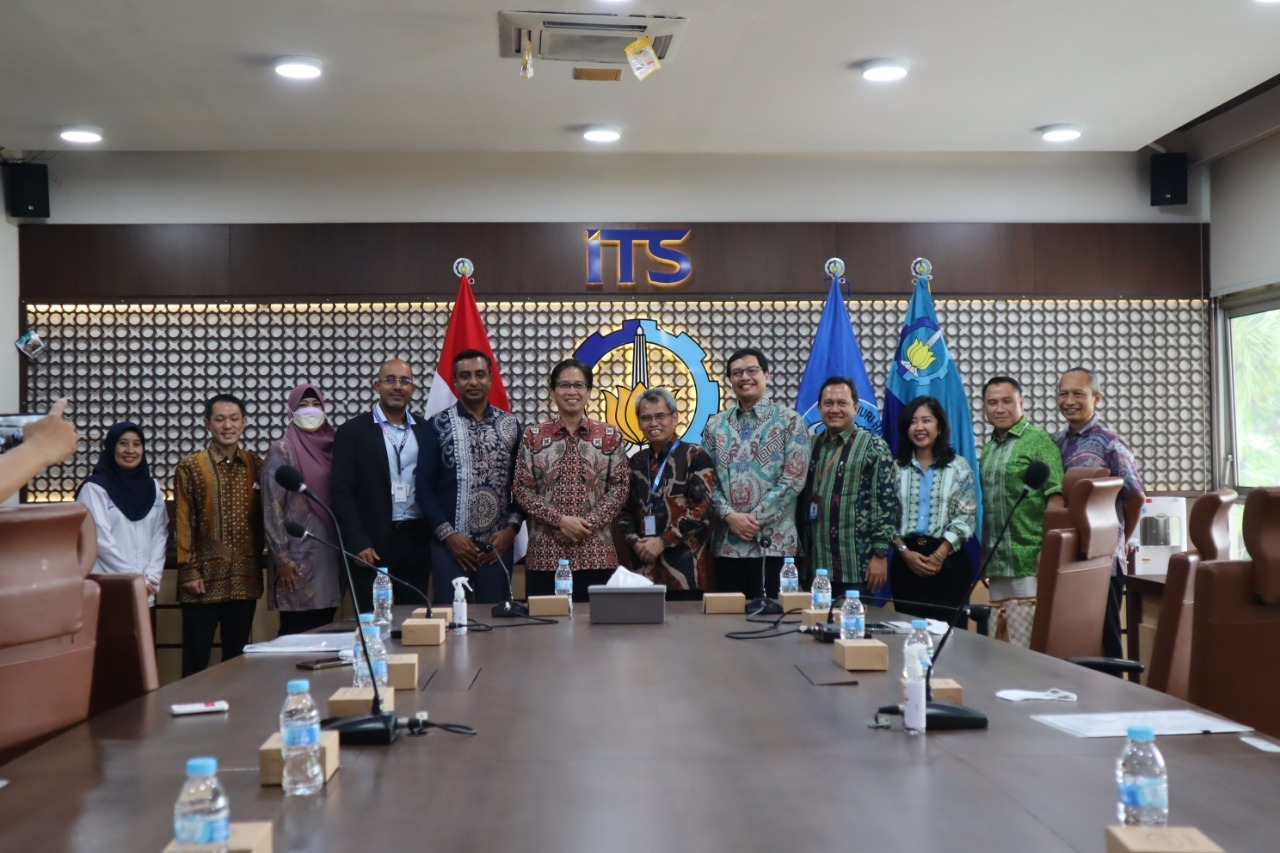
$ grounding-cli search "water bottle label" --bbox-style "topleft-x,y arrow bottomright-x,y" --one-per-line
373,660 -> 388,680
555,579 -> 572,595
813,593 -> 831,609
283,723 -> 320,748
174,814 -> 230,844
852,615 -> 865,636
1118,779 -> 1168,809
374,588 -> 392,601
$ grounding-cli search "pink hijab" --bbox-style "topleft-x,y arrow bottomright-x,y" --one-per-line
286,383 -> 337,506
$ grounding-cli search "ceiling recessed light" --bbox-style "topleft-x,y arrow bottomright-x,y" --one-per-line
861,59 -> 909,82
274,56 -> 324,80
59,125 -> 103,144
1040,124 -> 1083,142
583,125 -> 621,143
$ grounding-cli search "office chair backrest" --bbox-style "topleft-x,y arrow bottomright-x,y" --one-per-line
1041,466 -> 1109,535
0,504 -> 101,766
88,573 -> 160,717
1148,489 -> 1236,699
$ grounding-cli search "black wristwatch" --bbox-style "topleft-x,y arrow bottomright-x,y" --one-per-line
872,545 -> 890,558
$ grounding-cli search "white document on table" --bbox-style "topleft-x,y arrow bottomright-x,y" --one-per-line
243,634 -> 350,654
884,619 -> 950,636
1031,708 -> 1252,738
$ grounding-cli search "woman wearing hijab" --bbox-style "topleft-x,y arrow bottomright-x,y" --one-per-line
76,422 -> 169,607
262,384 -> 343,635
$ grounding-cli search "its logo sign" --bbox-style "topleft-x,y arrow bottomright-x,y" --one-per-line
586,229 -> 693,290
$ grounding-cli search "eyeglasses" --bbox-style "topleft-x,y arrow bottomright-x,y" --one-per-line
555,382 -> 588,391
638,412 -> 673,425
728,366 -> 763,380
378,376 -> 416,387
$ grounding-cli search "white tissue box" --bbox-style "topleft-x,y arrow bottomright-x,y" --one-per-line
588,585 -> 666,624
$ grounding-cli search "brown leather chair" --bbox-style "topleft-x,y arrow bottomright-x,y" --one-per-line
1190,488 -> 1280,738
1030,476 -> 1123,659
88,573 -> 159,717
1041,466 -> 1110,534
0,504 -> 100,766
1144,489 -> 1236,698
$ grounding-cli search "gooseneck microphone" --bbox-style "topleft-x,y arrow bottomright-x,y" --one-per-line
746,535 -> 783,616
275,464 -> 399,746
478,540 -> 529,618
877,459 -> 1052,732
285,521 -> 432,616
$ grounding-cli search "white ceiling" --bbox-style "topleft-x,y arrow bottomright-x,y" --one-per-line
1,0 -> 1279,154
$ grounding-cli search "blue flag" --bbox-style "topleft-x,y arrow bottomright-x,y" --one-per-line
884,262 -> 983,580
796,280 -> 881,434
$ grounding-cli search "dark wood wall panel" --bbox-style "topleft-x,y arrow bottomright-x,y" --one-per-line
20,221 -> 1206,302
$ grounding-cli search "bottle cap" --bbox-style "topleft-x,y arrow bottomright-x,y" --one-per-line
783,556 -> 795,563
846,590 -> 859,598
363,624 -> 380,636
186,756 -> 217,776
557,559 -> 570,566
816,568 -> 828,576
287,679 -> 310,693
1127,725 -> 1156,742
359,613 -> 375,623
377,566 -> 389,574
911,619 -> 928,629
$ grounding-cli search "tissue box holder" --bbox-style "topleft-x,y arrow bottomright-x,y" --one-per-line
588,585 -> 666,624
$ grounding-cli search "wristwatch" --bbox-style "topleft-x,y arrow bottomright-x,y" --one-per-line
872,545 -> 890,558
895,542 -> 908,554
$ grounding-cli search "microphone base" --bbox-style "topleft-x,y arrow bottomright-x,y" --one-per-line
322,711 -> 401,745
746,596 -> 783,615
875,702 -> 989,731
492,599 -> 530,618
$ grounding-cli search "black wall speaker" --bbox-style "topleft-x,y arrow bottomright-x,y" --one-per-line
1150,152 -> 1188,207
2,162 -> 51,218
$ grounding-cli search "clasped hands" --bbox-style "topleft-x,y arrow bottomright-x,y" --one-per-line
445,526 -> 517,571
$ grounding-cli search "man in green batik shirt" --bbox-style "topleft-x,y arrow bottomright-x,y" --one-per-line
802,378 -> 900,594
977,376 -> 1064,607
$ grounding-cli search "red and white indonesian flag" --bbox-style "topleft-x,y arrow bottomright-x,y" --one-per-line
425,271 -> 526,560
424,273 -> 511,416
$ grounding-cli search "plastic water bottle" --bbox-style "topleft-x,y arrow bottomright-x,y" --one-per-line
173,756 -> 229,852
780,557 -> 799,594
840,590 -> 865,640
352,613 -> 375,688
811,568 -> 832,610
372,567 -> 394,639
903,619 -> 933,735
363,624 -> 389,689
1116,726 -> 1169,826
555,558 -> 573,615
280,679 -> 323,796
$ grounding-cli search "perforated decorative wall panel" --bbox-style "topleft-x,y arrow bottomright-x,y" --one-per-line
22,298 -> 1209,499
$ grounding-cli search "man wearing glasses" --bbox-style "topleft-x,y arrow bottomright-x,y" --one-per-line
332,357 -> 432,611
701,348 -> 810,598
618,387 -> 716,597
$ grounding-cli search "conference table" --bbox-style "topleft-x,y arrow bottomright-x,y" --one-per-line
3,603 -> 1279,852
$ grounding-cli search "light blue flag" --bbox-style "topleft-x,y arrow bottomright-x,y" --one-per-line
883,259 -> 982,580
796,278 -> 881,435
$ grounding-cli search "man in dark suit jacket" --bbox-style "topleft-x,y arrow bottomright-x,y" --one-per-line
331,357 -> 432,612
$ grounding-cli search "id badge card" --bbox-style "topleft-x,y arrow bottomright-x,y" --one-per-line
808,501 -> 819,521
393,480 -> 409,503
643,515 -> 657,537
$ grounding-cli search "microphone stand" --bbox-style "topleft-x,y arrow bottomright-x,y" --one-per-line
746,535 -> 782,615
276,468 -> 399,745
480,540 -> 528,618
877,469 -> 1047,731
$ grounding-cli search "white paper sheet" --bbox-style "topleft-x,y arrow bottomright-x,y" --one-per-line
242,634 -> 350,655
1031,708 -> 1252,738
885,619 -> 950,636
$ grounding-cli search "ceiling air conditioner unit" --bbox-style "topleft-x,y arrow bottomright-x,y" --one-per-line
498,11 -> 688,65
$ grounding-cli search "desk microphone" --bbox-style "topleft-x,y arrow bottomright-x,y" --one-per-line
276,464 -> 398,746
876,459 -> 1050,732
746,535 -> 783,616
477,540 -> 529,618
284,521 -> 431,616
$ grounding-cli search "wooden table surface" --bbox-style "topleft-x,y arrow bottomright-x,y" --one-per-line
2,603 -> 1277,852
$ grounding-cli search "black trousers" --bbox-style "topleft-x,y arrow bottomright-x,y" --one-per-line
430,540 -> 514,605
525,569 -> 614,603
890,536 -> 973,627
715,556 -> 783,600
182,598 -> 258,677
347,521 -> 432,613
277,608 -> 338,636
1102,571 -> 1127,661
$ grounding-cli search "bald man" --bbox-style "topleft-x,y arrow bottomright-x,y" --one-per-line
331,357 -> 433,612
